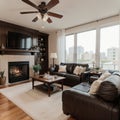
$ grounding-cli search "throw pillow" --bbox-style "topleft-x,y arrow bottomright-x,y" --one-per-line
73,66 -> 80,75
73,66 -> 86,75
58,65 -> 66,72
80,66 -> 86,73
89,79 -> 103,95
98,71 -> 111,81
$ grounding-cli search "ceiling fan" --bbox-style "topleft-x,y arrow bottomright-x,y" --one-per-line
20,0 -> 63,23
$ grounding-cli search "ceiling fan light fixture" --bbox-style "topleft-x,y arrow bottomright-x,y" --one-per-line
43,13 -> 49,22
20,0 -> 63,23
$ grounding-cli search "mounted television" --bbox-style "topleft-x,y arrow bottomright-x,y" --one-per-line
7,31 -> 32,50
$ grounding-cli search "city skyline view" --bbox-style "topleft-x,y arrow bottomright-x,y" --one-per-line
65,25 -> 120,70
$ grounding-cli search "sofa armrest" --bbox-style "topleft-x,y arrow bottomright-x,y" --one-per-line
62,89 -> 119,120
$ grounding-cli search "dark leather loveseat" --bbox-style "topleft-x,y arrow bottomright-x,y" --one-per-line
50,63 -> 89,87
62,72 -> 120,120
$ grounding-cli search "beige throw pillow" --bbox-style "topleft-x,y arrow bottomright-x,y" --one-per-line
73,66 -> 86,75
73,66 -> 81,75
98,71 -> 111,81
89,71 -> 111,95
81,66 -> 86,73
89,79 -> 103,95
58,65 -> 66,72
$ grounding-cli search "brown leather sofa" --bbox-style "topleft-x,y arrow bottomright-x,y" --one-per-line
62,72 -> 120,120
50,63 -> 89,86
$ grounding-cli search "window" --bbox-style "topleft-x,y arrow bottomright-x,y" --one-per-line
65,35 -> 74,62
65,26 -> 120,70
77,30 -> 96,67
65,30 -> 96,66
100,25 -> 119,70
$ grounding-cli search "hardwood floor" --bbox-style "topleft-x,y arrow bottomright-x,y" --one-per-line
0,82 -> 75,120
0,93 -> 33,120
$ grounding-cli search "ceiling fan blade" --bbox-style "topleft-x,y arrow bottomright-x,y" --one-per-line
47,12 -> 63,18
45,0 -> 59,10
21,0 -> 39,10
20,11 -> 39,14
32,16 -> 38,22
47,17 -> 52,23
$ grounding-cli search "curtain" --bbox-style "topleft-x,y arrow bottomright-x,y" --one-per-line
57,29 -> 65,64
118,14 -> 120,70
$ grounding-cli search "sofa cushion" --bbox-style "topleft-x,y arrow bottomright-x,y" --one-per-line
73,82 -> 90,92
64,73 -> 80,81
53,72 -> 66,77
97,74 -> 120,102
66,64 -> 74,73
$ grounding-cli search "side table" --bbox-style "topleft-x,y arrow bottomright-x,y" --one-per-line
89,72 -> 102,84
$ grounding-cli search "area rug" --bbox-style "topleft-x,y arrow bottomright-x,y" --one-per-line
0,82 -> 70,120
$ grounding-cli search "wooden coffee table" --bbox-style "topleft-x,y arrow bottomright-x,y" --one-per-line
31,75 -> 65,97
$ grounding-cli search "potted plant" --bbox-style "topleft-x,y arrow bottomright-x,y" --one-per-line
95,67 -> 100,73
0,71 -> 6,85
33,64 -> 41,76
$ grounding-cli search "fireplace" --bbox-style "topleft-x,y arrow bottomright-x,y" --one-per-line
8,61 -> 29,83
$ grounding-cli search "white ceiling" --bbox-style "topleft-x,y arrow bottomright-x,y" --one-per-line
0,0 -> 120,34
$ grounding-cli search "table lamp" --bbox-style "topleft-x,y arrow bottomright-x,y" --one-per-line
50,53 -> 57,67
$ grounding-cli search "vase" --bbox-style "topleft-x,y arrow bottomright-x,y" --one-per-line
0,76 -> 6,85
34,72 -> 39,76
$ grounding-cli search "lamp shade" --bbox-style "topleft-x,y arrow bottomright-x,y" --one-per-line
50,53 -> 57,59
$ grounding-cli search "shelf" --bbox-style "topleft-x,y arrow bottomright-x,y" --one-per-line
0,49 -> 39,55
37,36 -> 48,74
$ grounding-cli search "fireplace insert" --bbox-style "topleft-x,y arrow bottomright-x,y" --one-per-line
8,61 -> 29,83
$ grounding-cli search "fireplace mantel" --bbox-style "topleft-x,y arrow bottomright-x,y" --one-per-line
0,49 -> 39,55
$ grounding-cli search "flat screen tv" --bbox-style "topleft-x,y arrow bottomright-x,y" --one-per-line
7,31 -> 32,50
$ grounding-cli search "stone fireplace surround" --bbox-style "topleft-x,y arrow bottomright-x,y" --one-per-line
0,55 -> 34,84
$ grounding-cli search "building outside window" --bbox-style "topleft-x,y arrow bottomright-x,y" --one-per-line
65,30 -> 96,67
77,30 -> 96,67
65,25 -> 120,70
100,25 -> 119,70
65,35 -> 74,62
